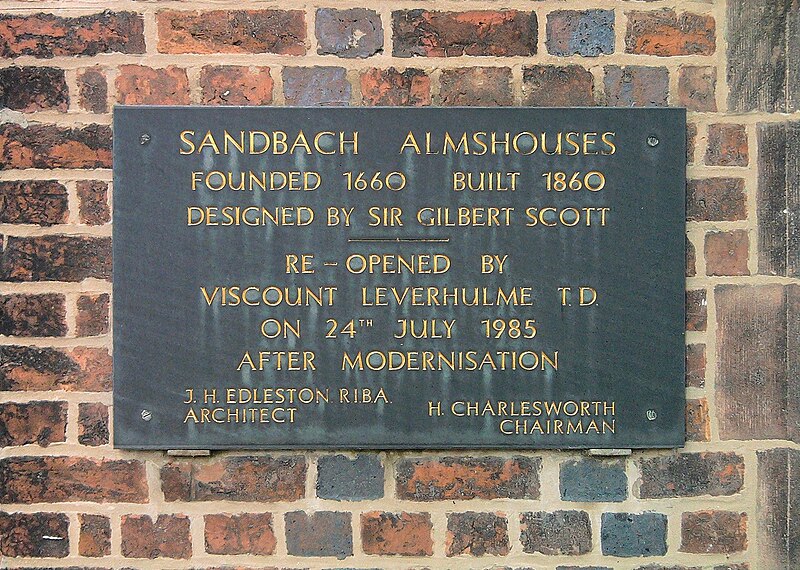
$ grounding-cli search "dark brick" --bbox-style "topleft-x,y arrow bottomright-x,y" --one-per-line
121,514 -> 191,559
204,513 -> 276,555
546,10 -> 614,56
601,512 -> 666,557
0,512 -> 68,557
200,66 -> 273,105
604,66 -> 669,107
0,456 -> 148,503
157,10 -> 306,55
393,10 -> 536,57
283,67 -> 351,106
316,454 -> 383,500
686,343 -> 706,388
0,124 -> 111,169
637,452 -> 744,498
522,65 -> 595,106
78,402 -> 108,446
360,68 -> 430,106
686,398 -> 710,442
116,65 -> 189,105
634,566 -> 701,570
687,178 -> 747,221
285,511 -> 352,559
446,512 -> 509,556
558,567 -> 612,570
713,565 -> 749,570
77,67 -> 108,114
439,67 -> 512,106
77,181 -> 110,226
706,124 -> 748,166
0,180 -> 67,226
396,456 -> 540,501
757,448 -> 799,568
626,9 -> 715,56
0,401 -> 66,447
79,513 -> 110,557
0,67 -> 67,112
686,236 -> 696,277
0,345 -> 112,392
560,458 -> 627,502
1,236 -> 111,282
316,8 -> 382,58
687,123 -> 697,164
0,12 -> 144,58
0,293 -> 66,336
716,285 -> 799,442
686,289 -> 707,332
520,510 -> 592,555
77,293 -> 109,336
758,122 -> 800,277
678,66 -> 717,112
728,0 -> 798,112
680,511 -> 747,553
361,511 -> 433,556
705,230 -> 749,276
160,456 -> 305,502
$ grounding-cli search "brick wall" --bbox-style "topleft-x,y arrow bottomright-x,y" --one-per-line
0,0 -> 797,568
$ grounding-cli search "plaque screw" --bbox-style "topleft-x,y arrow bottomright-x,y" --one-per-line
647,135 -> 659,147
140,133 -> 151,145
141,409 -> 152,422
646,409 -> 658,421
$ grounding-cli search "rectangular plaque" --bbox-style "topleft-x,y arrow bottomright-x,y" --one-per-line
113,107 -> 686,449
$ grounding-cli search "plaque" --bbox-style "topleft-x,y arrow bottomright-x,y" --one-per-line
113,107 -> 686,449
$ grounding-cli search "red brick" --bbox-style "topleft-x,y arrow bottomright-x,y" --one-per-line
79,513 -> 110,557
604,65 -> 669,107
686,236 -> 696,277
686,289 -> 707,332
626,9 -> 715,56
201,66 -> 273,105
157,10 -> 305,55
0,293 -> 66,336
686,343 -> 706,387
0,67 -> 67,112
0,181 -> 67,226
361,511 -> 433,556
706,123 -> 749,166
687,178 -> 747,221
522,65 -> 595,106
637,452 -> 744,498
78,402 -> 108,446
204,513 -> 276,555
0,401 -> 66,447
77,181 -> 110,225
705,230 -> 750,276
687,123 -> 697,164
680,511 -> 747,553
161,456 -> 305,502
393,10 -> 536,57
0,346 -> 111,392
121,514 -> 191,559
0,12 -> 144,58
77,293 -> 109,336
686,398 -> 710,442
396,456 -> 540,501
439,67 -> 512,106
77,67 -> 108,114
0,512 -> 68,557
0,456 -> 148,503
1,236 -> 111,283
0,124 -> 111,169
360,68 -> 431,106
446,511 -> 510,556
116,65 -> 189,105
678,66 -> 717,112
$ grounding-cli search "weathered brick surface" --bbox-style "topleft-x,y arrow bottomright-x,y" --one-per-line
360,68 -> 430,106
757,448 -> 799,567
361,511 -> 433,556
439,67 -> 512,106
0,236 -> 111,282
686,398 -> 711,442
522,65 -> 595,106
78,513 -> 110,557
77,67 -> 108,114
204,513 -> 276,555
626,10 -> 715,56
687,123 -> 697,164
678,66 -> 717,112
0,181 -> 68,226
77,181 -> 110,225
686,178 -> 747,221
686,344 -> 706,388
705,230 -> 749,276
706,124 -> 748,166
0,456 -> 148,503
0,67 -> 67,112
283,67 -> 351,106
686,236 -> 696,277
78,402 -> 108,446
317,454 -> 383,501
0,12 -> 144,58
521,510 -> 592,555
77,293 -> 110,336
116,65 -> 189,105
157,10 -> 306,55
161,456 -> 305,502
604,66 -> 669,107
284,511 -> 352,559
121,514 -> 191,559
601,512 -> 667,557
637,452 -> 745,498
200,66 -> 273,106
316,8 -> 382,58
560,458 -> 627,502
0,293 -> 66,337
546,10 -> 614,56
446,512 -> 509,556
0,512 -> 68,557
393,10 -> 537,57
686,289 -> 707,332
0,346 -> 112,392
0,124 -> 111,169
0,401 -> 66,447
680,511 -> 747,553
396,456 -> 540,501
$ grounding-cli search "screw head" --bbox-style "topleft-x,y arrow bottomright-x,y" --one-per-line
646,409 -> 657,421
141,409 -> 152,422
647,135 -> 659,147
140,133 -> 151,145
